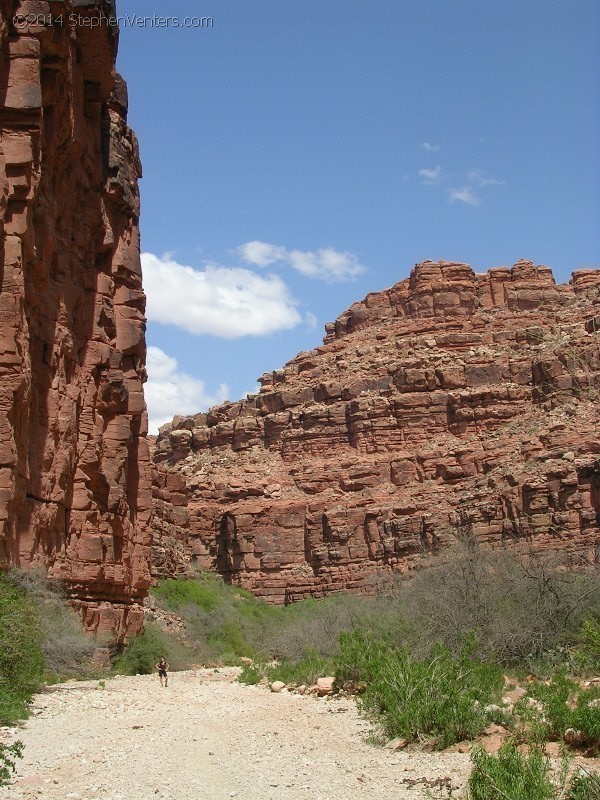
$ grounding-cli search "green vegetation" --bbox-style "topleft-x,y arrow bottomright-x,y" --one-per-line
567,770 -> 600,800
143,545 -> 600,679
147,571 -> 371,668
0,573 -> 44,725
516,673 -> 600,751
467,743 -> 558,800
0,569 -> 98,724
112,620 -> 197,676
141,548 -> 600,754
0,542 -> 599,795
10,571 -> 94,682
336,631 -> 504,748
576,617 -> 600,672
466,742 -> 600,800
112,622 -> 171,675
238,647 -> 334,687
0,741 -> 24,788
153,576 -> 223,612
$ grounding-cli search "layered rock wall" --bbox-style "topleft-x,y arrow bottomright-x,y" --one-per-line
0,1 -> 151,639
154,261 -> 600,603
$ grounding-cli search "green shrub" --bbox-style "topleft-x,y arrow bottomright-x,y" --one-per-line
153,577 -> 221,612
153,574 -> 283,663
112,622 -> 189,675
238,664 -> 263,685
151,575 -> 415,666
518,672 -> 600,749
206,619 -> 252,658
567,770 -> 600,800
335,628 -> 390,686
467,742 -> 559,800
0,574 -> 44,724
0,741 -> 24,787
575,617 -> 600,672
237,648 -> 333,687
336,630 -> 503,748
266,594 -> 362,661
466,742 -> 600,800
266,647 -> 333,686
9,570 -> 94,680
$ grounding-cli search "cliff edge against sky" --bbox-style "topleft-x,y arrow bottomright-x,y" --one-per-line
153,260 -> 600,602
0,1 -> 150,639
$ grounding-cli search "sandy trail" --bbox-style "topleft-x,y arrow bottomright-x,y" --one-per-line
0,668 -> 472,800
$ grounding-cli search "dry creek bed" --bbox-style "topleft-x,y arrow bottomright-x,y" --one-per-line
0,667 -> 585,800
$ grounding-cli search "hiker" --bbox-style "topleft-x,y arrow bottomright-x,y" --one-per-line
156,656 -> 169,687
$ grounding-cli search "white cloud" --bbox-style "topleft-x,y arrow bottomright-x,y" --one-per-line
467,169 -> 504,187
288,247 -> 365,281
417,159 -> 504,207
236,240 -> 286,267
449,187 -> 480,206
142,252 -> 302,338
238,241 -> 366,282
304,311 -> 318,330
420,142 -> 441,152
145,346 -> 229,434
418,165 -> 443,185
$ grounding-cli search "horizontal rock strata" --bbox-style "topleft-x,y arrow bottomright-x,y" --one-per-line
153,261 -> 600,603
0,1 -> 151,639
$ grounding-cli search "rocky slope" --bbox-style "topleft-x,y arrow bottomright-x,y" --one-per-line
153,260 -> 600,603
0,1 -> 151,639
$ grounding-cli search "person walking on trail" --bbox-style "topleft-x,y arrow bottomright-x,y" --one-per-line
156,657 -> 169,687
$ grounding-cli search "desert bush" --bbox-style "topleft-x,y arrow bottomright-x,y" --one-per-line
575,617 -> 600,672
265,647 -> 333,686
466,742 -> 560,800
8,570 -> 94,680
184,604 -> 257,661
399,545 -> 600,666
112,621 -> 192,675
334,628 -> 390,686
265,595 -> 356,661
237,647 -> 333,687
152,574 -> 414,666
0,573 -> 44,724
154,573 -> 282,662
0,741 -> 24,787
237,664 -> 263,685
336,630 -> 503,748
152,576 -> 221,612
150,552 -> 599,679
567,769 -> 600,799
517,672 -> 600,750
466,741 -> 600,800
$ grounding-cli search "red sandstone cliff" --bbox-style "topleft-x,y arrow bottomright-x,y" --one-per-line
153,261 -> 600,603
0,1 -> 151,639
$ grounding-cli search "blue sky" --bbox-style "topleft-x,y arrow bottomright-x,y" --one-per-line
115,0 -> 600,433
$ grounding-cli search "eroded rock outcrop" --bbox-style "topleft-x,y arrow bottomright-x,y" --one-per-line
154,261 -> 600,603
0,1 -> 151,639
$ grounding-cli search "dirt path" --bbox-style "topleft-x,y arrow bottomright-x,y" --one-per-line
0,669 -> 472,800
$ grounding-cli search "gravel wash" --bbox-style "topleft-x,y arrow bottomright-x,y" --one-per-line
0,669 -> 471,800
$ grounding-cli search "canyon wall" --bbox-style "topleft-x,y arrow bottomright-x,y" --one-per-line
153,261 -> 600,603
0,1 -> 151,639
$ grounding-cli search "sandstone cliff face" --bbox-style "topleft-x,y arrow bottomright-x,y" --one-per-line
154,261 -> 600,603
0,1 -> 151,639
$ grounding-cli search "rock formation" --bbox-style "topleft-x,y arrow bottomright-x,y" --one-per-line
0,1 -> 151,639
153,261 -> 600,603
